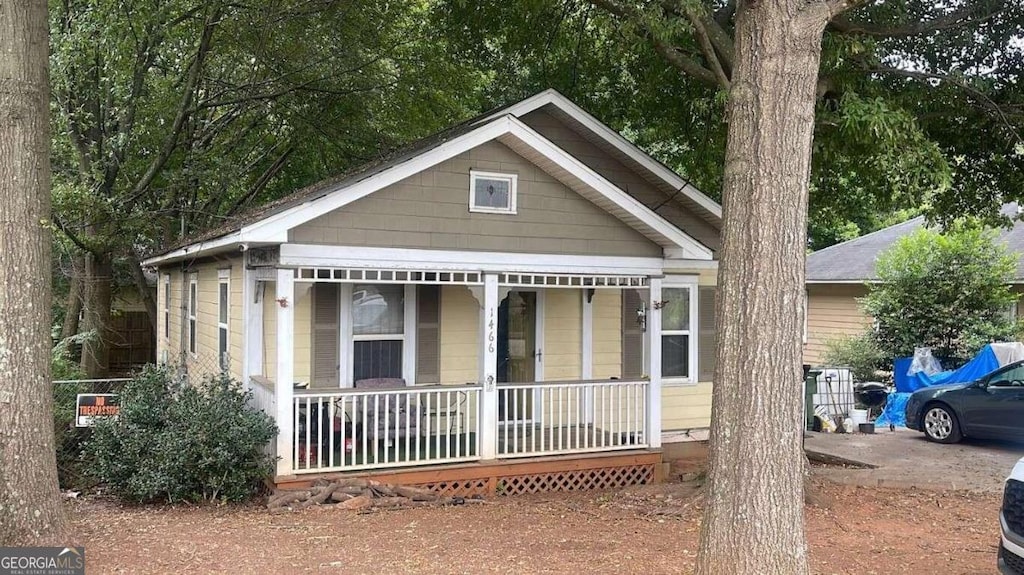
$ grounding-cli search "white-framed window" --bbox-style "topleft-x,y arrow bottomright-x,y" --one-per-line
469,170 -> 517,214
661,277 -> 698,383
188,274 -> 198,356
162,273 -> 171,341
351,283 -> 406,381
218,269 -> 230,370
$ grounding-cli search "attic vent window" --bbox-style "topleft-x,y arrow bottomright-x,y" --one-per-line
469,170 -> 517,214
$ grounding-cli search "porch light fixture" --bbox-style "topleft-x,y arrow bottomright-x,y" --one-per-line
636,301 -> 647,332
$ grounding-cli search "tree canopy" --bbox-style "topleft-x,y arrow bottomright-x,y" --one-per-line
437,0 -> 1024,248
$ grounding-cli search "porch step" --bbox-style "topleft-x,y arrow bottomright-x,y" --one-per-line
274,449 -> 663,497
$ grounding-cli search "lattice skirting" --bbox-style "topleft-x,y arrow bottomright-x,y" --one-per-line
409,463 -> 655,497
495,464 -> 654,496
275,451 -> 663,497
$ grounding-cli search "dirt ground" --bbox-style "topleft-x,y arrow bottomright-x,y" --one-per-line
805,427 -> 1024,492
71,472 -> 1003,575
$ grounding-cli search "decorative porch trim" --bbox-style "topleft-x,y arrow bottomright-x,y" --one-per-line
294,267 -> 483,285
497,273 -> 646,289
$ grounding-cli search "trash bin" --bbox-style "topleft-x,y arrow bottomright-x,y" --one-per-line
803,365 -> 821,431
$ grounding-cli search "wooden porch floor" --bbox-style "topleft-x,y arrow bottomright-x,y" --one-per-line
277,449 -> 664,497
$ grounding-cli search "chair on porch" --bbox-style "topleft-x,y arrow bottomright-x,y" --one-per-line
354,378 -> 419,445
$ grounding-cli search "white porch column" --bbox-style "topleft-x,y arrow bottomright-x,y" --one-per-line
242,268 -> 264,385
478,273 -> 499,460
646,277 -> 663,449
275,268 -> 295,476
581,289 -> 594,424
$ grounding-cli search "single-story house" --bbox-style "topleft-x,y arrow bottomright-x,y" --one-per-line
142,90 -> 722,490
804,202 -> 1024,365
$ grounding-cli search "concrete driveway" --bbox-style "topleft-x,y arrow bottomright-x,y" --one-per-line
804,427 -> 1024,492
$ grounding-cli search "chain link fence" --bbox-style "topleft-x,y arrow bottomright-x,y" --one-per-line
52,355 -> 229,489
53,378 -> 130,489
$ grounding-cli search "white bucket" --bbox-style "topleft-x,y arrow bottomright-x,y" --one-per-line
850,408 -> 869,427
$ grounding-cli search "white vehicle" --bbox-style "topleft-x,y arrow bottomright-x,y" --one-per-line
1001,457 -> 1024,574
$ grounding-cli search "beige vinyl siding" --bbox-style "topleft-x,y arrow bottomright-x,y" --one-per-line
591,289 -> 622,379
662,383 -> 714,430
293,284 -> 312,384
439,285 -> 479,385
159,257 -> 245,381
520,108 -> 720,253
289,140 -> 662,258
543,290 -> 581,381
804,284 -> 872,365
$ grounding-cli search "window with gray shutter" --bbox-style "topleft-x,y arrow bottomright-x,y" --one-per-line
311,284 -> 340,388
698,286 -> 716,381
416,285 -> 441,384
622,289 -> 644,379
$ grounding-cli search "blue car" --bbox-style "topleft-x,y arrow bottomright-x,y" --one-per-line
905,360 -> 1024,443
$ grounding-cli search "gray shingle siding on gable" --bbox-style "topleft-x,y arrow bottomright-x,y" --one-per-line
289,140 -> 663,257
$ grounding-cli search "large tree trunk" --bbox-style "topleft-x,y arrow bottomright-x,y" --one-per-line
81,251 -> 114,377
696,1 -> 830,574
0,0 -> 69,545
60,255 -> 84,341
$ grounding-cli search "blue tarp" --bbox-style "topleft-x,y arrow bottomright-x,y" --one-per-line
875,393 -> 910,427
876,343 -> 1004,427
894,345 -> 1001,393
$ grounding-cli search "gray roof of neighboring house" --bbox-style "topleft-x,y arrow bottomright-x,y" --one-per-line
806,203 -> 1024,282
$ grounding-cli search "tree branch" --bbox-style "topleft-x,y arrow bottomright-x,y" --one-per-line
864,66 -> 1022,144
684,6 -> 730,89
586,0 -> 720,88
123,4 -> 222,204
830,0 -> 1007,38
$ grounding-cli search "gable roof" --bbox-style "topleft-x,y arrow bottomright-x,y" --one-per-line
807,203 -> 1024,283
143,90 -> 721,266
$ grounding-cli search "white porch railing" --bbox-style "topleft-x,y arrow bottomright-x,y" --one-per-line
292,385 -> 482,474
248,376 -> 277,416
247,376 -> 277,458
496,380 -> 649,458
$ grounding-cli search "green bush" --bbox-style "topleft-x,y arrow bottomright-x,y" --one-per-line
862,224 -> 1021,364
84,365 -> 277,503
822,333 -> 885,382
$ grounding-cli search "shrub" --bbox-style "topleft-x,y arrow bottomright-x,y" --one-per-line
84,366 -> 277,503
822,333 -> 885,382
862,224 -> 1021,364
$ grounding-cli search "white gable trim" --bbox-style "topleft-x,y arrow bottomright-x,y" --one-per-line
477,89 -> 723,221
145,113 -> 714,266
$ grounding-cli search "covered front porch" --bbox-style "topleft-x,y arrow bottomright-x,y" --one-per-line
242,245 -> 683,480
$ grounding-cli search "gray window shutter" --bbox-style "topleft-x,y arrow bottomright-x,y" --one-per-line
311,284 -> 340,387
622,289 -> 644,379
416,285 -> 441,384
698,286 -> 716,381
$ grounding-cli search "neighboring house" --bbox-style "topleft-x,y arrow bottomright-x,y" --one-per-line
804,203 -> 1024,365
142,90 -> 722,489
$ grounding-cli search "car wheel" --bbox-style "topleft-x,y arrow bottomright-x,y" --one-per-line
922,404 -> 962,444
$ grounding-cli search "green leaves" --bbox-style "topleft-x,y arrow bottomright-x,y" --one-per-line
83,366 -> 277,503
862,224 -> 1021,364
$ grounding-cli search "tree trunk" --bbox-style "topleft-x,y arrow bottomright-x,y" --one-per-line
0,0 -> 69,544
128,253 -> 158,337
696,1 -> 830,574
81,251 -> 114,378
60,255 -> 84,341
